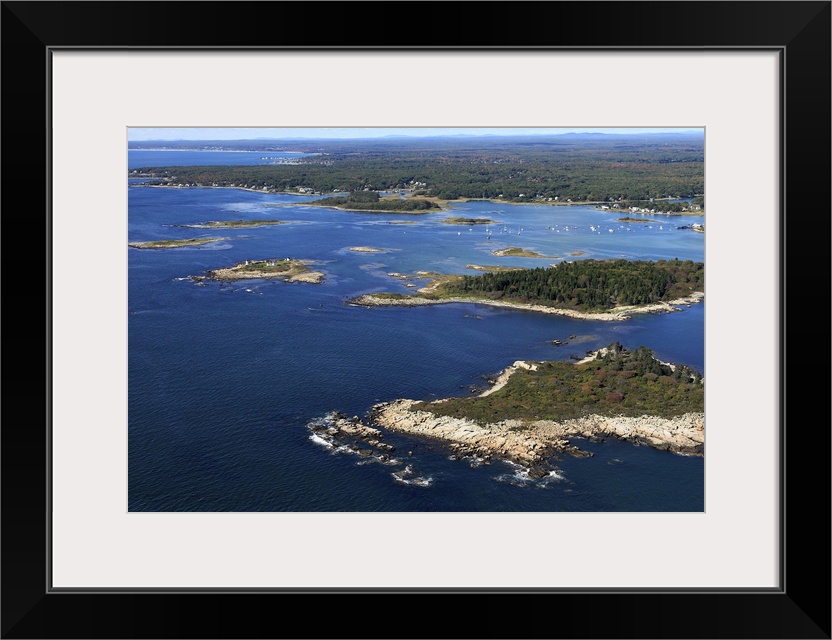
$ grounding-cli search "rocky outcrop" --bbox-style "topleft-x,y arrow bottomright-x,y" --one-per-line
308,412 -> 396,458
532,413 -> 704,455
368,399 -> 577,478
285,270 -> 326,284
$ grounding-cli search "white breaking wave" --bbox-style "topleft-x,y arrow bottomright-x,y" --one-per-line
491,460 -> 564,486
308,433 -> 333,448
392,465 -> 433,487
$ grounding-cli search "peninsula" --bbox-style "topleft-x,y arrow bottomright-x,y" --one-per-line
327,343 -> 704,478
192,258 -> 325,284
129,237 -> 227,249
128,132 -> 703,205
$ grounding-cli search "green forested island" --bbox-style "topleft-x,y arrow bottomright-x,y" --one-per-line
129,132 -> 704,203
413,342 -> 704,423
438,258 -> 703,309
443,217 -> 498,225
302,191 -> 441,212
398,259 -> 704,312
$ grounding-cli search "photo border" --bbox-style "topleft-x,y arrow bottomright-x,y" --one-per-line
3,1 -> 829,638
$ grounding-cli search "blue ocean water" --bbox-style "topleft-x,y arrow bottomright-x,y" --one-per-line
128,153 -> 705,512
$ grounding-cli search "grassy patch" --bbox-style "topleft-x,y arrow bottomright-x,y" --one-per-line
369,292 -> 413,300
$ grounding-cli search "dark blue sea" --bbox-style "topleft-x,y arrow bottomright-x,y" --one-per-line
128,151 -> 705,512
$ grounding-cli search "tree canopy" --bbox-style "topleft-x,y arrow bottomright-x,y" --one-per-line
434,259 -> 704,311
130,134 -> 704,203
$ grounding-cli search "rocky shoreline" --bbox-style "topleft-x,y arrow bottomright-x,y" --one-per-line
368,397 -> 703,478
349,291 -> 704,322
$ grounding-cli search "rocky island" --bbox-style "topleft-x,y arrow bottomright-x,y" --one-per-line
321,343 -> 704,478
465,264 -> 525,272
491,246 -> 552,258
617,217 -> 658,223
129,237 -> 228,249
192,258 -> 325,284
347,246 -> 389,253
178,220 -> 286,229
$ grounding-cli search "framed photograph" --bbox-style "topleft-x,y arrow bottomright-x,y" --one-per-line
4,1 -> 829,638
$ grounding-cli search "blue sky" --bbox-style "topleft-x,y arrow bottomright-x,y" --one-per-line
128,127 -> 701,141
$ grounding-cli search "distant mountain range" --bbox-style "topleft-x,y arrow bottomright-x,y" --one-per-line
129,130 -> 703,153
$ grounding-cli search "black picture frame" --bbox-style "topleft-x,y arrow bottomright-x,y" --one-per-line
3,2 -> 829,638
